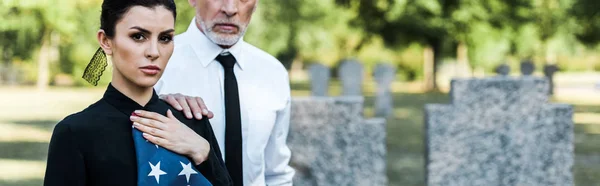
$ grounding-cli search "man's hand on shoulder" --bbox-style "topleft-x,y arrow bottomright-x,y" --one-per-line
159,93 -> 214,120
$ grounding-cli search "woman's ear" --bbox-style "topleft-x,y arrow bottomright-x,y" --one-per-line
97,30 -> 113,55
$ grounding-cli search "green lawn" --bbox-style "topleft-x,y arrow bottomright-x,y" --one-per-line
0,82 -> 599,185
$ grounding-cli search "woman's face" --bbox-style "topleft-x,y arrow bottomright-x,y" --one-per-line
101,5 -> 175,88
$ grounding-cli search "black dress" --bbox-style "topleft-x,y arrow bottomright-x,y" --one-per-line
43,84 -> 232,186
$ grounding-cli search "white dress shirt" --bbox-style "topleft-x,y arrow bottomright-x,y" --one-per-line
155,18 -> 295,186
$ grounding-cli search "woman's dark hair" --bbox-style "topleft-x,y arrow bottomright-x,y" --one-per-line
100,0 -> 177,38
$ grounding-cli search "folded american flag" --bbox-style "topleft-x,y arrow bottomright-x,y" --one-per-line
132,116 -> 212,186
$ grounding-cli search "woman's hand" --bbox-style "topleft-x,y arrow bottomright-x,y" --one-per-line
131,109 -> 210,165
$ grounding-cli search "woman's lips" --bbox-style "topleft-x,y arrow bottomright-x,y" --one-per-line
140,65 -> 161,75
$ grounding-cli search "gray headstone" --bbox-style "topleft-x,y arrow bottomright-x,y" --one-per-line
494,64 -> 510,76
520,59 -> 535,76
309,64 -> 330,96
373,63 -> 396,117
543,64 -> 559,95
289,97 -> 387,186
425,77 -> 574,186
338,59 -> 363,96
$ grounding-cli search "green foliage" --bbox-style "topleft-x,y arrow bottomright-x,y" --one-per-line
571,0 -> 600,47
2,0 -> 600,87
246,0 -> 365,67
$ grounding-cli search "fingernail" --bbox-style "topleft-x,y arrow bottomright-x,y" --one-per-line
177,106 -> 183,110
202,109 -> 209,114
133,122 -> 140,127
130,116 -> 138,120
186,112 -> 192,118
134,110 -> 141,114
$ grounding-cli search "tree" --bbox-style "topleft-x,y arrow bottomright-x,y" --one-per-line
334,0 -> 479,90
245,0 -> 364,70
571,0 -> 600,47
333,0 -> 547,90
533,0 -> 573,64
1,0 -> 80,90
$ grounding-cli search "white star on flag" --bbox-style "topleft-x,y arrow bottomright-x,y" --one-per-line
148,161 -> 167,184
178,161 -> 198,183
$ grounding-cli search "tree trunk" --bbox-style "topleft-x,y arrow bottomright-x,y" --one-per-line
456,42 -> 471,77
423,46 -> 434,91
590,55 -> 597,71
36,31 -> 59,90
289,54 -> 303,81
423,39 -> 442,92
37,32 -> 50,91
432,39 -> 442,91
544,40 -> 555,65
1,47 -> 10,85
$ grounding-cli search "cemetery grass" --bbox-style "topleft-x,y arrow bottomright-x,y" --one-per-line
1,82 -> 600,186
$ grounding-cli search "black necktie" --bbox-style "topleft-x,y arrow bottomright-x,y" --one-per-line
216,53 -> 243,186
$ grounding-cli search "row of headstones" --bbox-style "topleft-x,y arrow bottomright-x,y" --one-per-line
310,59 -> 396,117
288,76 -> 574,186
495,60 -> 559,94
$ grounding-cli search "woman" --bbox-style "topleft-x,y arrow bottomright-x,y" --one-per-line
43,0 -> 231,185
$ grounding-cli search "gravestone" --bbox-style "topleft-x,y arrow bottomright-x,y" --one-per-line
520,59 -> 535,76
373,63 -> 396,117
425,77 -> 574,186
494,64 -> 510,76
289,97 -> 387,186
309,64 -> 331,96
338,59 -> 364,96
543,64 -> 559,95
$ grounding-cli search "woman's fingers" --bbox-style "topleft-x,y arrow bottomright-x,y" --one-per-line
142,133 -> 169,147
134,122 -> 167,138
133,110 -> 169,123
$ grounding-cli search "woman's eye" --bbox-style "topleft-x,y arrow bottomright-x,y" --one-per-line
131,33 -> 146,41
160,35 -> 173,43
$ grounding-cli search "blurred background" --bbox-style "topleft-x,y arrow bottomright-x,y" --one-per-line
1,0 -> 600,185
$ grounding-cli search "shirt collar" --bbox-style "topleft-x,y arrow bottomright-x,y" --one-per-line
184,17 -> 246,70
103,83 -> 160,116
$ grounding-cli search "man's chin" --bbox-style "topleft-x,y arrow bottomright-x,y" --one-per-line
207,33 -> 242,46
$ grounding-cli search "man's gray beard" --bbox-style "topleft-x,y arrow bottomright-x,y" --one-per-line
198,19 -> 248,46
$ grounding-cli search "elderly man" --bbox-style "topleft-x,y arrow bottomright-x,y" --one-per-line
152,0 -> 295,185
